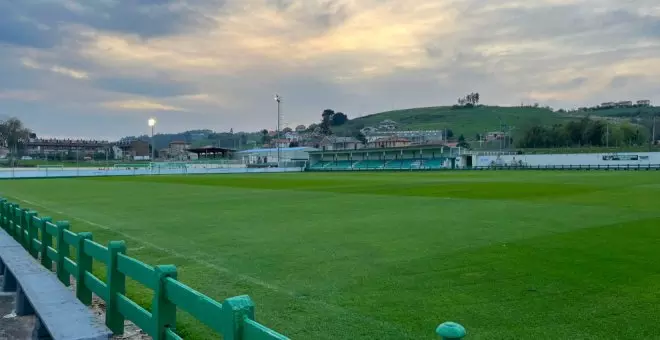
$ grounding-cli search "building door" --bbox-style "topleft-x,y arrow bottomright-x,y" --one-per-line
465,156 -> 473,168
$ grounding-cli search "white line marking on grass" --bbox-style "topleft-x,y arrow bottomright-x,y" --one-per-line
12,196 -> 415,338
17,198 -> 285,293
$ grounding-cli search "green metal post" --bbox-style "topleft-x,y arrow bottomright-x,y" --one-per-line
21,208 -> 31,248
436,322 -> 466,340
26,211 -> 38,258
222,295 -> 255,340
11,204 -> 19,241
106,240 -> 127,334
40,217 -> 53,269
6,203 -> 12,235
153,265 -> 178,340
18,208 -> 27,244
0,199 -> 6,230
75,232 -> 93,305
55,221 -> 71,286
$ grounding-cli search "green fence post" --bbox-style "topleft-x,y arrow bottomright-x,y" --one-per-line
0,199 -> 6,230
7,203 -> 14,237
55,221 -> 71,286
11,204 -> 20,241
436,322 -> 466,340
21,208 -> 31,249
75,232 -> 93,305
153,265 -> 178,340
18,208 -> 28,245
40,217 -> 53,269
222,295 -> 255,340
26,211 -> 38,258
106,240 -> 127,334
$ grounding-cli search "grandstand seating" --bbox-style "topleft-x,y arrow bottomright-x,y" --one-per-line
309,158 -> 450,171
384,160 -> 404,169
353,160 -> 385,169
423,158 -> 445,169
325,161 -> 354,170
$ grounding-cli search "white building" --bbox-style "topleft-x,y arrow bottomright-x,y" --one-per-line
236,147 -> 318,164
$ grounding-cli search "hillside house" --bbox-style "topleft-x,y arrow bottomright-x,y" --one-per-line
637,100 -> 651,106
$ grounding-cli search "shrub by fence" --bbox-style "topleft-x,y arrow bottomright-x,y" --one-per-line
0,198 -> 289,340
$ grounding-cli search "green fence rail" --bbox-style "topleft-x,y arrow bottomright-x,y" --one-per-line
0,198 -> 289,340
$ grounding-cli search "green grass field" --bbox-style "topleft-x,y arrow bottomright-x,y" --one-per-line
2,171 -> 660,339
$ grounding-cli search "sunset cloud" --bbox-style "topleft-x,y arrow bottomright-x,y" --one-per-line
102,100 -> 186,112
0,0 -> 659,139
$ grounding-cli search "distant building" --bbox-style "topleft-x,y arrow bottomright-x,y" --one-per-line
378,120 -> 398,130
365,130 -> 444,144
25,138 -> 110,158
637,100 -> 651,106
601,102 -> 616,108
111,145 -> 123,160
236,147 -> 318,164
617,101 -> 633,107
368,137 -> 411,148
169,141 -> 191,153
115,140 -> 150,160
269,139 -> 290,148
486,131 -> 505,141
318,136 -> 362,151
360,127 -> 377,134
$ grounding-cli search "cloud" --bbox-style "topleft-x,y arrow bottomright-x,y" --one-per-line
20,58 -> 89,79
1,0 -> 660,138
93,76 -> 198,97
102,99 -> 187,111
0,2 -> 59,48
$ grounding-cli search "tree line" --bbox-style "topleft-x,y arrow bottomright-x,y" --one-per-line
0,117 -> 33,153
517,117 -> 649,148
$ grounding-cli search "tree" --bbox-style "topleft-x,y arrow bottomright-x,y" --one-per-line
320,109 -> 334,135
355,131 -> 367,144
288,141 -> 300,147
445,129 -> 454,139
0,117 -> 32,158
331,112 -> 348,126
457,134 -> 470,149
282,127 -> 293,133
260,129 -> 270,145
457,92 -> 480,107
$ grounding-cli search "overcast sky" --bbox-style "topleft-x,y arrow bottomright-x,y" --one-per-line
1,0 -> 659,140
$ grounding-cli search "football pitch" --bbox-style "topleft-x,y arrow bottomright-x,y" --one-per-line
1,171 -> 660,339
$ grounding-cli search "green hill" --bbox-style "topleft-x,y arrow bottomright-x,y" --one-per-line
334,106 -> 573,139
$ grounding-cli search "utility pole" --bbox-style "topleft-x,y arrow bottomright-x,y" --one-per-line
274,94 -> 282,167
606,122 -> 609,148
653,115 -> 656,146
499,118 -> 504,152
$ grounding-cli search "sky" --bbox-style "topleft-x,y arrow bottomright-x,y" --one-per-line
1,0 -> 659,140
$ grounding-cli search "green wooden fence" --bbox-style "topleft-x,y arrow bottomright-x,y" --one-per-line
0,198 -> 289,340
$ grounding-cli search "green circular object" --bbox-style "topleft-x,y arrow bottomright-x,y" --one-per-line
436,322 -> 466,339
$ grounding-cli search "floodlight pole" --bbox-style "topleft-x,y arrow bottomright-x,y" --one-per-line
151,125 -> 155,161
148,118 -> 156,162
275,94 -> 282,167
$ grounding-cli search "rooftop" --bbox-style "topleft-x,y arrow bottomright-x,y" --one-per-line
237,147 -> 317,153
